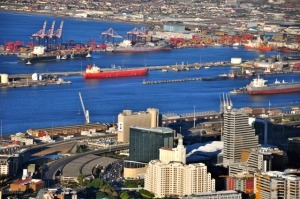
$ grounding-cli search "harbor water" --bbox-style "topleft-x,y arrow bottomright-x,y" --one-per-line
0,12 -> 300,134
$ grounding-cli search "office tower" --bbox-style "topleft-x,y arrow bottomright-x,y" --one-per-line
144,137 -> 215,198
222,95 -> 259,165
117,108 -> 160,143
129,126 -> 174,163
287,137 -> 300,168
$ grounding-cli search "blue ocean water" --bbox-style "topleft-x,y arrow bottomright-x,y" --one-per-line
0,12 -> 300,134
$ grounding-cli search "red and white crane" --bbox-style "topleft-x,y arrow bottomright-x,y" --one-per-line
31,21 -> 47,45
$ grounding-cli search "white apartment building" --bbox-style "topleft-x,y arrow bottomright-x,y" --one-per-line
145,161 -> 215,198
144,137 -> 215,198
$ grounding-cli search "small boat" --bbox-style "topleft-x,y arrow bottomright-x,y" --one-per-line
230,88 -> 245,94
218,73 -> 228,79
61,55 -> 67,60
86,53 -> 92,58
228,70 -> 236,79
162,68 -> 168,72
26,60 -> 32,65
204,66 -> 210,69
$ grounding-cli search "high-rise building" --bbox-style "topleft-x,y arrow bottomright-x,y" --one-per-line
222,97 -> 259,166
255,171 -> 300,199
117,108 -> 160,143
287,137 -> 300,168
129,126 -> 174,163
144,137 -> 215,198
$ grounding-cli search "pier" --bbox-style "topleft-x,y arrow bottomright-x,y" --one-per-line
143,76 -> 223,85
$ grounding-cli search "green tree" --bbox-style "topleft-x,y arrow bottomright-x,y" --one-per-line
139,189 -> 154,198
120,191 -> 130,199
77,174 -> 85,186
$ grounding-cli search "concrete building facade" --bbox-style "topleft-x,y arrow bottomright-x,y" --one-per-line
229,146 -> 285,176
117,108 -> 160,143
9,178 -> 44,192
255,171 -> 300,199
223,106 -> 259,165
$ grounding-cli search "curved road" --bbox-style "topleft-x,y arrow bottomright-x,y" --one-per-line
43,143 -> 129,187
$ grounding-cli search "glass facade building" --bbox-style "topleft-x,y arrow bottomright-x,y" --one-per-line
129,126 -> 174,163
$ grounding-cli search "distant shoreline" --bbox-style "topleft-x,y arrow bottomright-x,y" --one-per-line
0,9 -> 158,28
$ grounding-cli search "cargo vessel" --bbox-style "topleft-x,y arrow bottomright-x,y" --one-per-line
277,46 -> 299,53
244,37 -> 272,51
18,46 -> 92,64
105,40 -> 171,53
82,64 -> 148,79
246,76 -> 300,95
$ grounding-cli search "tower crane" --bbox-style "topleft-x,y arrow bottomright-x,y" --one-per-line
79,92 -> 90,124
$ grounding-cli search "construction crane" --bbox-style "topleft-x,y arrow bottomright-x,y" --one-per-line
79,92 -> 90,124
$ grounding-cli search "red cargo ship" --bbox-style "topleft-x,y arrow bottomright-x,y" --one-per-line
83,64 -> 148,79
246,76 -> 300,95
244,37 -> 272,51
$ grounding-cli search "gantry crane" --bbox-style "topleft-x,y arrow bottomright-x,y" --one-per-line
79,92 -> 90,124
31,21 -> 47,46
101,28 -> 123,44
46,21 -> 55,50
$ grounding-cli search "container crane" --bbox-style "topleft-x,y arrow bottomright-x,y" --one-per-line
53,21 -> 64,46
101,28 -> 123,44
31,21 -> 47,46
79,92 -> 90,124
46,21 -> 55,50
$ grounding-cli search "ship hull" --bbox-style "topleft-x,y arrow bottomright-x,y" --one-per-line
245,46 -> 272,51
277,47 -> 299,53
19,52 -> 91,63
247,84 -> 300,95
83,68 -> 148,79
107,45 -> 171,53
